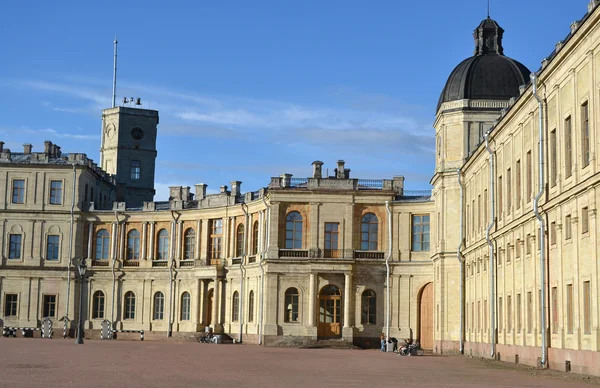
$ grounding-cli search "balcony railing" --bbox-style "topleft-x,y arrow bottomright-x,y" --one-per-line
209,258 -> 222,266
92,260 -> 109,267
354,250 -> 385,259
248,255 -> 257,263
152,260 -> 168,267
179,260 -> 194,268
279,249 -> 309,258
357,179 -> 383,189
123,260 -> 139,267
323,249 -> 344,258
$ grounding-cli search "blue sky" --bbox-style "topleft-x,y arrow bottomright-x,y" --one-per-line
0,0 -> 589,200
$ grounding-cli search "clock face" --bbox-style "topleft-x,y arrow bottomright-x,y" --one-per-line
131,127 -> 144,140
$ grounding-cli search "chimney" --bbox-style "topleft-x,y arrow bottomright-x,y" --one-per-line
44,140 -> 52,154
337,160 -> 345,179
181,186 -> 192,201
55,146 -> 61,157
344,168 -> 351,179
0,141 -> 4,152
312,160 -> 324,179
230,181 -> 242,197
195,183 -> 207,200
281,173 -> 292,188
23,144 -> 32,154
393,176 -> 405,195
220,185 -> 228,194
169,186 -> 182,201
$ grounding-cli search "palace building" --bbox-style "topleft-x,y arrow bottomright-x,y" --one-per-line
2,0 -> 600,377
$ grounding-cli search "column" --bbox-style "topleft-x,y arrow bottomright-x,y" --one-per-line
196,279 -> 205,328
309,203 -> 320,250
211,278 -> 220,330
308,273 -> 316,327
141,222 -> 147,260
222,217 -> 229,259
266,202 -> 280,258
195,220 -> 201,260
177,221 -> 184,260
119,221 -> 126,259
148,222 -> 155,260
110,222 -> 118,261
200,219 -> 209,261
87,222 -> 94,260
344,273 -> 353,328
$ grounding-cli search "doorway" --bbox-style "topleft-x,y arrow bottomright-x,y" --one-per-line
418,282 -> 433,349
317,284 -> 342,338
206,289 -> 213,326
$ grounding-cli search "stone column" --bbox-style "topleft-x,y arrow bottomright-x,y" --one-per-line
195,220 -> 202,260
177,221 -> 183,260
308,273 -> 316,327
309,202 -> 320,250
222,217 -> 229,259
196,279 -> 205,329
211,279 -> 220,332
119,221 -> 126,259
141,222 -> 147,260
344,273 -> 353,328
87,222 -> 94,260
148,222 -> 155,260
266,202 -> 280,258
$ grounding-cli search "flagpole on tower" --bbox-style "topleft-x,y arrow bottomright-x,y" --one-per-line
112,36 -> 118,108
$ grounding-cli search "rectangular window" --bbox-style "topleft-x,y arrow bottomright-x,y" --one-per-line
43,295 -> 57,318
478,300 -> 481,331
566,284 -> 574,334
484,299 -> 488,332
324,222 -> 339,258
484,189 -> 488,224
4,294 -> 18,317
411,215 -> 430,251
550,130 -> 557,187
12,179 -> 25,203
515,240 -> 520,259
517,293 -> 522,332
565,215 -> 572,240
506,168 -> 512,212
477,195 -> 481,230
527,291 -> 532,333
583,281 -> 591,334
471,200 -> 475,234
565,116 -> 572,178
49,180 -> 63,204
46,235 -> 60,261
9,234 -> 22,259
582,207 -> 589,234
507,295 -> 512,331
209,219 -> 223,260
131,160 -> 141,180
526,151 -> 532,200
471,302 -> 474,331
550,222 -> 556,246
526,234 -> 531,255
581,102 -> 590,167
498,176 -> 503,218
498,297 -> 503,331
515,160 -> 521,209
551,287 -> 558,334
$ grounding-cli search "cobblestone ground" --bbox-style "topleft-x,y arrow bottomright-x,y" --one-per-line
0,338 -> 599,388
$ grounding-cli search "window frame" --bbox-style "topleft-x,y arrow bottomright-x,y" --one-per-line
157,229 -> 169,260
232,291 -> 240,322
565,115 -> 573,178
181,292 -> 191,321
236,224 -> 245,257
49,180 -> 63,205
581,102 -> 590,168
9,234 -> 22,260
285,212 -> 303,249
411,214 -> 430,252
42,294 -> 57,318
360,213 -> 378,251
252,221 -> 259,255
210,219 -> 223,259
131,160 -> 141,180
46,234 -> 60,261
284,287 -> 300,323
12,179 -> 25,204
153,292 -> 165,320
361,289 -> 376,324
184,228 -> 195,260
127,229 -> 141,260
92,291 -> 105,319
4,293 -> 18,317
124,291 -> 136,320
248,290 -> 254,322
95,229 -> 110,260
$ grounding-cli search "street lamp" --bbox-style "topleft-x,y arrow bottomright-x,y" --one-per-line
75,258 -> 87,345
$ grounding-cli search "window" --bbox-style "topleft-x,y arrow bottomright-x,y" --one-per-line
232,291 -> 239,322
411,215 -> 430,251
4,294 -> 18,317
95,229 -> 110,260
248,290 -> 254,322
506,168 -> 512,212
566,284 -> 573,333
361,289 -> 376,324
284,288 -> 299,322
360,213 -> 378,251
131,160 -> 141,180
9,234 -> 22,259
127,230 -> 140,260
92,291 -> 105,319
49,180 -> 62,204
184,228 -> 195,260
565,215 -> 572,240
471,302 -> 474,331
153,292 -> 164,320
325,222 -> 339,257
124,291 -> 136,320
550,222 -> 556,246
498,176 -> 503,217
515,160 -> 521,209
565,116 -> 572,178
181,292 -> 191,321
583,281 -> 591,334
12,179 -> 25,203
581,102 -> 590,167
516,293 -> 522,332
236,224 -> 245,257
157,229 -> 169,260
477,194 -> 481,230
551,287 -> 558,334
46,235 -> 60,261
477,301 -> 481,331
526,234 -> 531,255
209,219 -> 223,259
526,151 -> 532,199
484,189 -> 488,224
507,295 -> 512,331
527,291 -> 532,333
252,221 -> 259,255
285,212 -> 303,249
498,297 -> 503,331
515,240 -> 521,259
582,207 -> 589,234
43,295 -> 57,318
550,130 -> 557,187
484,299 -> 488,332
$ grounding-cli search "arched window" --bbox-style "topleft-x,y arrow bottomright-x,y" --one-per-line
127,230 -> 140,260
95,229 -> 110,260
248,290 -> 255,322
285,287 -> 299,322
361,213 -> 378,251
232,291 -> 240,322
157,229 -> 169,260
236,224 -> 245,257
153,292 -> 164,320
181,292 -> 191,321
92,291 -> 105,319
252,221 -> 259,255
361,289 -> 376,324
285,212 -> 303,249
124,291 -> 136,320
184,228 -> 195,260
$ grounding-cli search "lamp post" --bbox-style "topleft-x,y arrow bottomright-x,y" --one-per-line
75,258 -> 87,345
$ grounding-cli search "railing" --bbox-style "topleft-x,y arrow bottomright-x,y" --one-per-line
123,260 -> 139,267
152,260 -> 168,267
323,249 -> 344,258
402,190 -> 432,197
354,251 -> 385,259
209,258 -> 222,266
251,190 -> 260,199
92,260 -> 109,267
279,249 -> 309,258
231,257 -> 242,265
290,178 -> 308,187
248,255 -> 256,263
357,179 -> 383,189
179,260 -> 194,267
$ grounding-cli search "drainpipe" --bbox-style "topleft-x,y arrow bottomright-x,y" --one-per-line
531,73 -> 547,367
111,211 -> 122,330
484,130 -> 496,358
259,196 -> 271,345
385,201 -> 392,344
168,211 -> 180,338
65,163 -> 77,319
239,203 -> 249,343
457,169 -> 465,354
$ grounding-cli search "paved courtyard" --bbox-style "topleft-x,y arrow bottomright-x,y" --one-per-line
0,338 -> 598,388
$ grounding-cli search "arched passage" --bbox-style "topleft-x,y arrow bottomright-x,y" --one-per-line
418,282 -> 433,349
317,284 -> 342,338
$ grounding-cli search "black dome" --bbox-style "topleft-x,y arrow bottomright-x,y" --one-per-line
437,18 -> 531,112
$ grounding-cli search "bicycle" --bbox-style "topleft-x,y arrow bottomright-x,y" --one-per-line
398,342 -> 424,356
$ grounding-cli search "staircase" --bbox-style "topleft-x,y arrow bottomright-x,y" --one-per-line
300,338 -> 358,349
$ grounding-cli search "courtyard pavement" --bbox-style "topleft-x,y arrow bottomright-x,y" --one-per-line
0,338 -> 598,387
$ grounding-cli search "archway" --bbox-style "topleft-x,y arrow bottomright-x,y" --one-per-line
418,282 -> 433,349
317,284 -> 342,338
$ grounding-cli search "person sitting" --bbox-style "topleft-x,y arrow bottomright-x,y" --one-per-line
399,338 -> 412,355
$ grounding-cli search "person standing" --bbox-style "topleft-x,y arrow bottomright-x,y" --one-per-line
380,333 -> 386,352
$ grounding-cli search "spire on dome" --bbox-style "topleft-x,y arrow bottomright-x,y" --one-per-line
473,17 -> 504,55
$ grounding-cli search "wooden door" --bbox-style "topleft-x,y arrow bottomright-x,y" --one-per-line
419,283 -> 433,349
317,285 -> 342,338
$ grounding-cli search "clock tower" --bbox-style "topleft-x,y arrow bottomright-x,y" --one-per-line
100,106 -> 159,206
